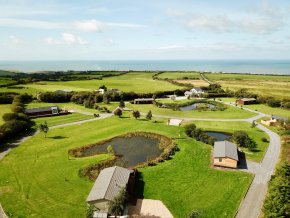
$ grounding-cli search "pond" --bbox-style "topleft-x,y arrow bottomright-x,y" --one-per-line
80,136 -> 162,167
180,103 -> 216,111
206,131 -> 232,141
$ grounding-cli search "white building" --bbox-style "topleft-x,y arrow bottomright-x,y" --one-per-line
184,87 -> 204,97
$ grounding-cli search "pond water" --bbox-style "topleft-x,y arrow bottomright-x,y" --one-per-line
81,136 -> 162,167
206,131 -> 232,141
180,103 -> 216,111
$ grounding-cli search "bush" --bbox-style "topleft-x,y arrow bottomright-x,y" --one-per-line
232,131 -> 249,147
262,137 -> 268,142
267,99 -> 281,107
108,187 -> 128,216
263,162 -> 290,217
184,123 -> 197,136
38,92 -> 73,103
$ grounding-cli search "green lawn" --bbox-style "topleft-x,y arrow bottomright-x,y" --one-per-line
32,113 -> 93,127
191,121 -> 269,162
0,117 -> 252,217
0,104 -> 11,125
0,78 -> 14,86
243,104 -> 289,118
27,101 -> 119,113
127,102 -> 256,119
21,73 -> 181,94
205,73 -> 290,99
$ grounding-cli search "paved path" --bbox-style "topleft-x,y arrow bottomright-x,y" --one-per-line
0,204 -> 8,218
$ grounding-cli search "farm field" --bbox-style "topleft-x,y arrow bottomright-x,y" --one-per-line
0,78 -> 14,86
0,86 -> 38,96
156,72 -> 201,80
174,79 -> 209,87
190,121 -> 270,162
21,73 -> 181,94
0,116 -> 252,217
127,102 -> 256,119
0,104 -> 11,125
204,73 -> 290,99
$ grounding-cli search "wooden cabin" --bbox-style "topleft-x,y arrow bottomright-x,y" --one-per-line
236,98 -> 256,105
134,98 -> 154,104
213,141 -> 239,168
25,106 -> 59,118
86,166 -> 132,213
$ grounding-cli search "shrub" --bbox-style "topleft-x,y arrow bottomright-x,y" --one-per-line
114,108 -> 122,117
108,187 -> 128,216
232,131 -> 249,147
185,123 -> 196,136
262,137 -> 268,142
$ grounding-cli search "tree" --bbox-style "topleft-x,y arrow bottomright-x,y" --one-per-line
114,108 -> 122,117
247,138 -> 257,151
146,110 -> 152,120
132,110 -> 140,119
99,85 -> 107,91
39,121 -> 49,138
232,131 -> 249,147
263,162 -> 290,217
184,123 -> 196,136
119,100 -> 125,108
108,187 -> 128,216
251,120 -> 257,128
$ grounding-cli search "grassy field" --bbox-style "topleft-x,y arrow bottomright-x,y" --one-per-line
243,104 -> 289,118
190,121 -> 270,162
0,117 -> 252,217
20,73 -> 181,94
205,73 -> 290,99
127,102 -> 256,119
27,101 -> 119,113
157,72 -> 201,80
32,113 -> 93,127
0,78 -> 14,86
0,104 -> 11,125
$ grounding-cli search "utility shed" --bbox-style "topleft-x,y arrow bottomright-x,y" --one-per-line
134,98 -> 154,104
24,106 -> 59,118
86,166 -> 131,212
237,98 -> 256,105
213,141 -> 239,168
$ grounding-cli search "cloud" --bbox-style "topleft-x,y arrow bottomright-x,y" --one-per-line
167,2 -> 285,35
61,33 -> 88,45
0,18 -> 146,32
74,19 -> 147,32
74,20 -> 106,32
44,37 -> 61,45
157,44 -> 185,50
44,33 -> 88,45
0,18 -> 62,29
9,35 -> 20,44
184,15 -> 234,32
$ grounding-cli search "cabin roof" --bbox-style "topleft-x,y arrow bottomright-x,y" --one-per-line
214,141 -> 238,161
25,106 -> 57,114
86,166 -> 131,202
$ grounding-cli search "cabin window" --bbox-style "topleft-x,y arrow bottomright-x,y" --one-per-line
219,158 -> 222,162
52,108 -> 58,114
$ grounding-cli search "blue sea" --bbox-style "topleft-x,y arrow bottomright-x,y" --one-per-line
0,60 -> 290,75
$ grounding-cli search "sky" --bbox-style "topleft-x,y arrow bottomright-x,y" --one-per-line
0,0 -> 290,60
